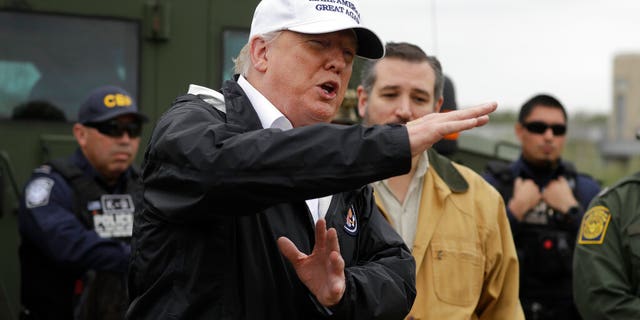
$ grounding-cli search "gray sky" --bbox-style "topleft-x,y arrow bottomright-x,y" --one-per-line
359,0 -> 640,114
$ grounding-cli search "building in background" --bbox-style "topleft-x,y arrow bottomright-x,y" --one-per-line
601,54 -> 640,162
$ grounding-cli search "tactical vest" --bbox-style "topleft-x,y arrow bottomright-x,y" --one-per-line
486,161 -> 578,282
48,158 -> 143,320
49,158 -> 142,240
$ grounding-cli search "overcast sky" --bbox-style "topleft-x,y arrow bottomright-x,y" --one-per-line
359,0 -> 640,114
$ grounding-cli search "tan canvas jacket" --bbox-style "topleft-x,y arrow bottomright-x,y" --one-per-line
375,150 -> 524,320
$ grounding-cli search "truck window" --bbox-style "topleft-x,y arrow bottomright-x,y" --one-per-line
0,10 -> 139,122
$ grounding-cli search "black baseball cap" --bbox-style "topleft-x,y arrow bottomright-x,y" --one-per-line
78,85 -> 148,124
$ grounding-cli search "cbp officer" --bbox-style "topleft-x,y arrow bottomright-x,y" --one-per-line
573,170 -> 640,318
17,85 -> 147,320
483,94 -> 600,319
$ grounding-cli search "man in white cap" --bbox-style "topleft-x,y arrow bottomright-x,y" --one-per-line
127,0 -> 497,319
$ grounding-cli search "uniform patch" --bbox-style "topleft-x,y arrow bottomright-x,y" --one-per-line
343,206 -> 358,236
25,177 -> 55,208
100,194 -> 135,215
578,205 -> 611,245
93,213 -> 134,238
93,194 -> 135,238
87,200 -> 101,212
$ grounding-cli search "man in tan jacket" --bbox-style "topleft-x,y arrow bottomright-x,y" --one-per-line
357,42 -> 524,319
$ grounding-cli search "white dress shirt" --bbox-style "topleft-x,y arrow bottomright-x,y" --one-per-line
371,152 -> 429,248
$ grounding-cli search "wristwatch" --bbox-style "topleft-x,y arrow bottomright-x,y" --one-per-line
565,205 -> 581,217
554,205 -> 580,224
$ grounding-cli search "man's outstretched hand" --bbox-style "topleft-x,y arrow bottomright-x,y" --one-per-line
407,102 -> 497,156
277,219 -> 345,307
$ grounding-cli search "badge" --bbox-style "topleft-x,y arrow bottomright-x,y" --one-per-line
343,205 -> 358,236
25,177 -> 54,208
93,213 -> 134,238
100,194 -> 135,215
93,194 -> 135,238
578,205 -> 611,245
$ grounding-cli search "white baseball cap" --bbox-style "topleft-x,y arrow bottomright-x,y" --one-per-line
249,0 -> 385,59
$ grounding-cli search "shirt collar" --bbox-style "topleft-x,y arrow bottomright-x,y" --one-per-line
187,84 -> 226,113
237,75 -> 292,130
415,151 -> 430,178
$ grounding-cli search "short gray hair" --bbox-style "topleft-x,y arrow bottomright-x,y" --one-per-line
360,42 -> 444,102
233,31 -> 282,76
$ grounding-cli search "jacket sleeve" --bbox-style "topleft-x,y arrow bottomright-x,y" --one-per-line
475,185 -> 525,320
143,99 -> 411,223
330,188 -> 416,319
573,190 -> 640,319
18,173 -> 130,272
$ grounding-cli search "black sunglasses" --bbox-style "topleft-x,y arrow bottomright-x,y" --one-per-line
84,120 -> 142,138
523,121 -> 566,136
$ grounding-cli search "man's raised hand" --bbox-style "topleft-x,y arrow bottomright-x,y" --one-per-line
277,219 -> 346,307
407,102 -> 497,156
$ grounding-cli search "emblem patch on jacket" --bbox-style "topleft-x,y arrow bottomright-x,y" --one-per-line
343,205 -> 358,236
578,205 -> 611,245
25,177 -> 54,208
93,194 -> 135,238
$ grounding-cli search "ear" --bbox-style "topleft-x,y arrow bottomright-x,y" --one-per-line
434,96 -> 444,113
73,123 -> 88,147
514,122 -> 525,142
356,85 -> 368,118
250,36 -> 269,73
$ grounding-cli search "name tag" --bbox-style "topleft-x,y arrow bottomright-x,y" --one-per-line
93,194 -> 135,238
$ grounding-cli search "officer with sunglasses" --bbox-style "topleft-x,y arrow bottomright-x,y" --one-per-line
483,94 -> 600,320
17,85 -> 147,320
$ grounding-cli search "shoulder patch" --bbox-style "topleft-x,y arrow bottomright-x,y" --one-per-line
25,177 -> 55,208
578,205 -> 611,245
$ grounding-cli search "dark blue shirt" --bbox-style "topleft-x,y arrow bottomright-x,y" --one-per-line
483,156 -> 600,233
483,156 -> 601,319
18,149 -> 133,319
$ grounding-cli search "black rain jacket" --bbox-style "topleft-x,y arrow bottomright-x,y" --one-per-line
126,80 -> 416,319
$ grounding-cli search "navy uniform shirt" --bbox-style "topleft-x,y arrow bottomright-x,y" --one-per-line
18,149 -> 133,319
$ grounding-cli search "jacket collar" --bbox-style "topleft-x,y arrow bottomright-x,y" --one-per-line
375,149 -> 469,224
375,149 -> 469,272
410,149 -> 469,271
512,155 -> 572,188
426,149 -> 468,193
221,78 -> 264,132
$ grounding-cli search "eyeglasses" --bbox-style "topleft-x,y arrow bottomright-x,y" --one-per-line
84,120 -> 142,138
523,121 -> 566,136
